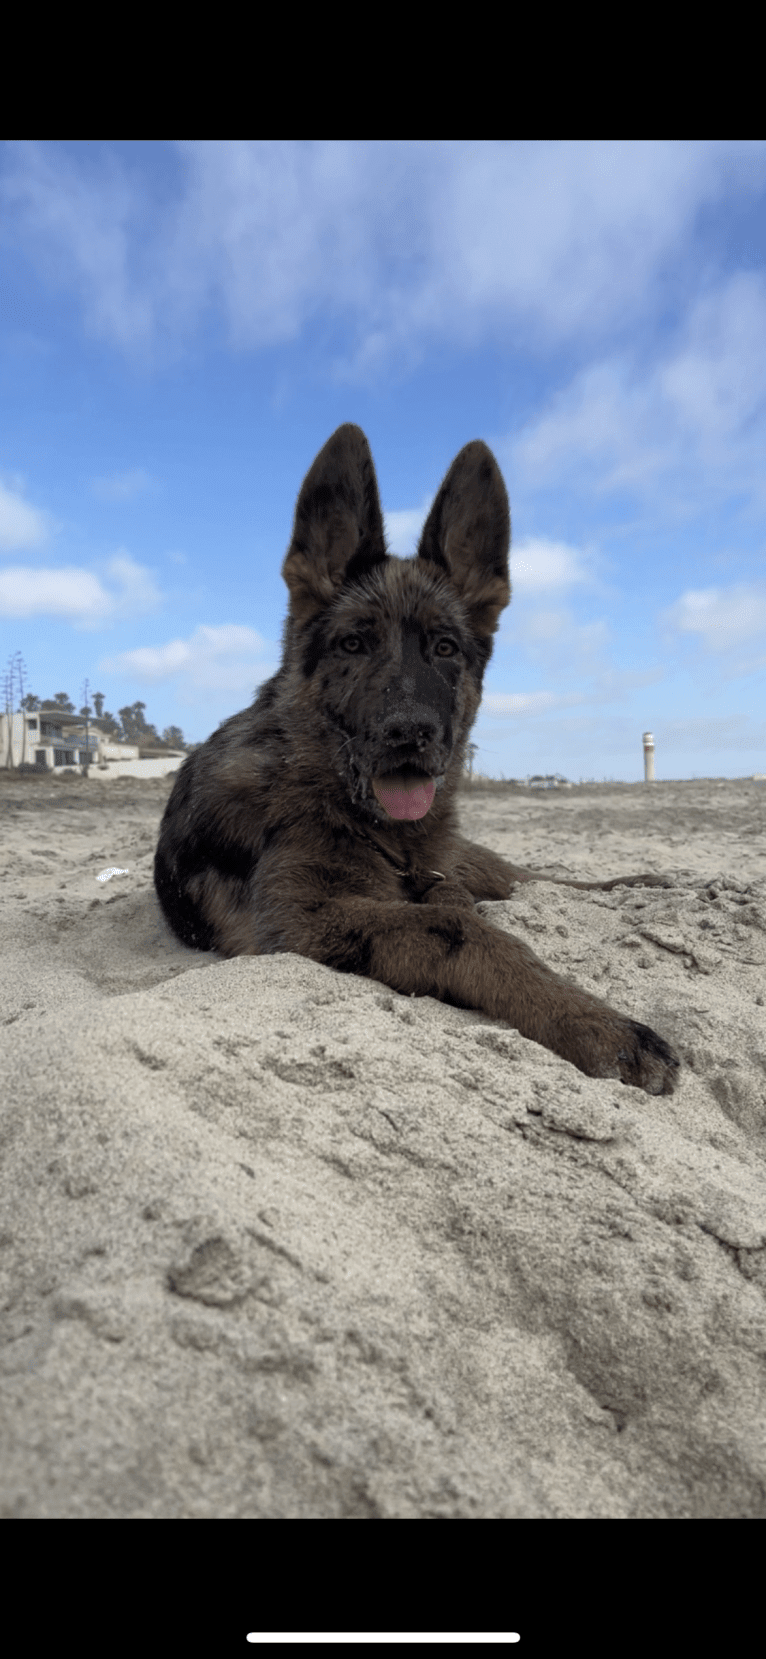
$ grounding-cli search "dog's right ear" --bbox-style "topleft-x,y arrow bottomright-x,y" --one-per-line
282,424 -> 388,626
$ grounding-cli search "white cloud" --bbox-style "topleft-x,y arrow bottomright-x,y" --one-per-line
99,623 -> 277,695
382,520 -> 595,590
0,478 -> 52,551
0,565 -> 105,621
384,499 -> 433,555
482,690 -> 560,716
0,549 -> 162,628
663,581 -> 766,651
101,551 -> 162,616
510,537 -> 591,594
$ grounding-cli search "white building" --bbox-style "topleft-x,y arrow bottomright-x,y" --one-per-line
0,710 -> 186,779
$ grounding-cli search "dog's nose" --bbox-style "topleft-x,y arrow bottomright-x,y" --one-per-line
380,710 -> 440,750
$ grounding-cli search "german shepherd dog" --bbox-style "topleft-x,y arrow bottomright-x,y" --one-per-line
155,425 -> 679,1095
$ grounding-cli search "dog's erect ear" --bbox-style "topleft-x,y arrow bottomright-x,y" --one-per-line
282,424 -> 388,626
417,441 -> 511,639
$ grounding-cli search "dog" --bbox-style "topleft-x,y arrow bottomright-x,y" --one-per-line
154,424 -> 680,1095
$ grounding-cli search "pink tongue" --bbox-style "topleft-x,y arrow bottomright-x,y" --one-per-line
372,771 -> 436,821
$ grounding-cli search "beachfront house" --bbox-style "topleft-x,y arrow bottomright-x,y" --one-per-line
0,711 -> 186,779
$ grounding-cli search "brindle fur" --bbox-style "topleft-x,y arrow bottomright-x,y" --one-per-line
155,425 -> 680,1095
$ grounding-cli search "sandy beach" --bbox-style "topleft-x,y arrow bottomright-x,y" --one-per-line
1,771 -> 765,1518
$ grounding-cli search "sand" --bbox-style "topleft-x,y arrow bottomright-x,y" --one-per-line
1,771 -> 765,1518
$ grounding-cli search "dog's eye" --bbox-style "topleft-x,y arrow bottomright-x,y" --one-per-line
340,634 -> 363,653
435,638 -> 457,657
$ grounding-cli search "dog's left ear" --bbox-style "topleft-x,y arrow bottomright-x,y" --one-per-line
417,441 -> 511,637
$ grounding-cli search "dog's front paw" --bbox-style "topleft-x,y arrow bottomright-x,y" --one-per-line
612,1018 -> 680,1095
556,1005 -> 680,1096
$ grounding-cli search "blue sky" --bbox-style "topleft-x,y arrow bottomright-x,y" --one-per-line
1,139 -> 765,780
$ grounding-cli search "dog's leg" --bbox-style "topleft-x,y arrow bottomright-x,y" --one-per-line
251,891 -> 679,1097
450,835 -> 671,898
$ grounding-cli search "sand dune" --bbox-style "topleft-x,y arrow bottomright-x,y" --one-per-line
1,772 -> 765,1517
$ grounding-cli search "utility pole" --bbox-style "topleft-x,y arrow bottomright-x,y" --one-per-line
80,677 -> 92,776
3,652 -> 28,769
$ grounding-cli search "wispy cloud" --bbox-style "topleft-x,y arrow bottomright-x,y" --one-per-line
1,141 -> 154,350
3,141 -> 765,369
91,467 -> 154,501
510,272 -> 766,513
0,477 -> 53,551
5,141 -> 765,525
